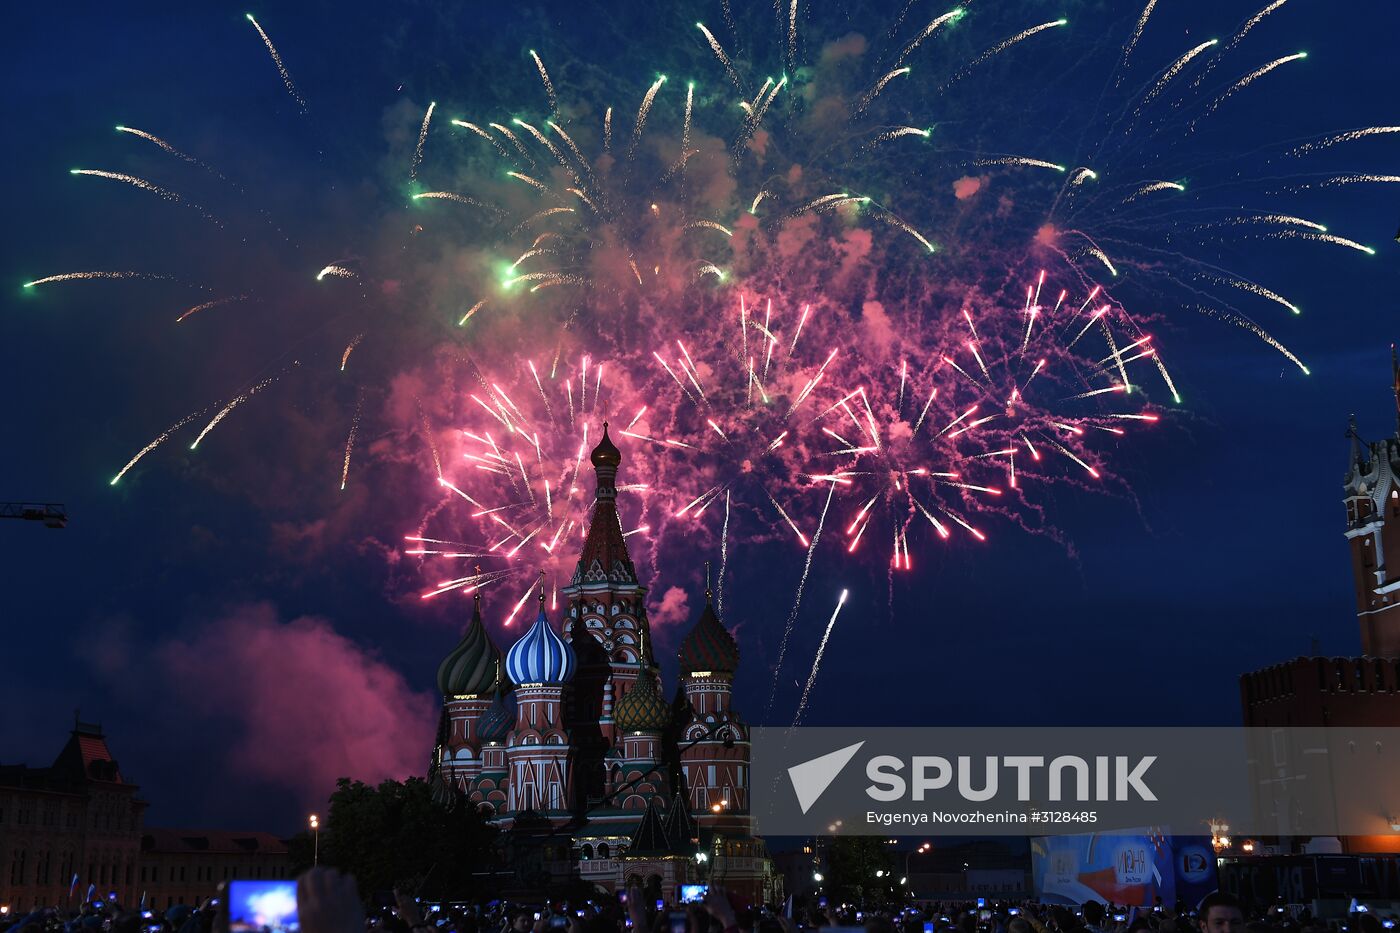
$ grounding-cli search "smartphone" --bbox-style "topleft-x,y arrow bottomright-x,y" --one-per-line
925,923 -> 936,933
977,899 -> 987,909
534,914 -> 542,921
618,893 -> 628,905
141,912 -> 153,919
577,912 -> 586,918
668,911 -> 688,933
680,885 -> 709,905
819,898 -> 829,909
1114,916 -> 1127,923
1009,910 -> 1021,917
229,880 -> 299,933
550,918 -> 568,930
1380,922 -> 1394,930
857,913 -> 865,921
1154,908 -> 1162,914
980,911 -> 992,921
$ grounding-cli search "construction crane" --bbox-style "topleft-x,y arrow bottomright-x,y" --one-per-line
0,502 -> 67,528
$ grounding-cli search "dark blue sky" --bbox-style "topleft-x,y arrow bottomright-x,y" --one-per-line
2,1 -> 1398,835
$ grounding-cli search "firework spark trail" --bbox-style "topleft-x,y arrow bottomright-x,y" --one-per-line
788,0 -> 799,72
528,50 -> 558,114
870,126 -> 933,147
451,120 -> 515,162
412,191 -> 498,212
1119,0 -> 1158,79
69,169 -> 220,225
765,480 -> 836,718
23,271 -> 181,288
1289,126 -> 1400,157
718,490 -> 731,616
1205,213 -> 1328,233
340,333 -> 365,371
1202,275 -> 1300,315
1263,229 -> 1376,255
341,391 -> 364,491
947,19 -> 1068,88
114,125 -> 226,179
458,300 -> 488,327
110,411 -> 204,485
696,22 -> 744,92
1314,174 -> 1400,188
316,264 -> 355,281
1123,180 -> 1185,202
973,156 -> 1066,172
628,75 -> 668,161
1138,39 -> 1218,111
190,374 -> 281,450
893,8 -> 965,68
410,101 -> 436,181
1086,247 -> 1118,277
792,587 -> 848,727
245,14 -> 306,111
854,67 -> 910,116
176,295 -> 246,323
1192,305 -> 1310,374
1195,53 -> 1307,126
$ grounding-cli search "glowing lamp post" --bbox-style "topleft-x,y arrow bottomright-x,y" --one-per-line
309,814 -> 320,865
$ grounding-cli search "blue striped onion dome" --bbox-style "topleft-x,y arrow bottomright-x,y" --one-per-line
478,689 -> 514,743
505,608 -> 576,685
614,667 -> 671,733
436,601 -> 501,697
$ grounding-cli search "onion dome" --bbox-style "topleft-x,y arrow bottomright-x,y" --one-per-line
506,607 -> 577,685
615,668 -> 671,733
478,688 -> 514,743
678,594 -> 740,675
590,421 -> 622,470
436,593 -> 501,696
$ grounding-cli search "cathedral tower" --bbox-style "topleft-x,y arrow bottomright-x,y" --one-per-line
561,423 -> 651,802
503,590 -> 577,819
1344,349 -> 1400,657
434,587 -> 502,793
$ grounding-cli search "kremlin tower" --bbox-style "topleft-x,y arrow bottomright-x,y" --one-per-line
429,424 -> 778,902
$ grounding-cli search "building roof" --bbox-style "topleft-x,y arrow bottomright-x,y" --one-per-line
614,667 -> 671,733
141,828 -> 288,855
625,799 -> 673,857
506,607 -> 577,685
438,594 -> 502,697
1,722 -> 135,792
678,597 -> 740,675
570,426 -> 639,589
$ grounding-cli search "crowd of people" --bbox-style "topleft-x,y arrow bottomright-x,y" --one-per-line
1,874 -> 1394,933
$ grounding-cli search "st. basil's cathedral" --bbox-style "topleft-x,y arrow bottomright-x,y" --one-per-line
427,425 -> 778,904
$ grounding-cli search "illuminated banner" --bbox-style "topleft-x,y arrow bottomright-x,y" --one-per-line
750,727 -> 1400,837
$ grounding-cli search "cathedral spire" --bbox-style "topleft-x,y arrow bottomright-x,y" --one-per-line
570,422 -> 638,587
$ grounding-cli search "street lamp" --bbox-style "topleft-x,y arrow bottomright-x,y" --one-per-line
813,873 -> 824,883
309,814 -> 320,865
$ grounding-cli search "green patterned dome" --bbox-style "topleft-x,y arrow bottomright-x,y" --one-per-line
436,596 -> 501,697
615,667 -> 671,733
678,597 -> 739,675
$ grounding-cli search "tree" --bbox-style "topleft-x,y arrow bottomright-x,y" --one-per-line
824,836 -> 897,906
305,777 -> 500,901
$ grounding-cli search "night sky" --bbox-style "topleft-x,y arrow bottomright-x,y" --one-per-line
3,1 -> 1399,836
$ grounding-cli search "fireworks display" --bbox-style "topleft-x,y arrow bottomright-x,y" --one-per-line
23,1 -> 1397,722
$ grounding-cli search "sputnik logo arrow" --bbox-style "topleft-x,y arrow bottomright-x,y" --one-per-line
787,740 -> 865,814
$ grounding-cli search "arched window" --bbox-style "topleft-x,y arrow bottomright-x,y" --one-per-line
598,843 -> 610,858
581,844 -> 594,860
